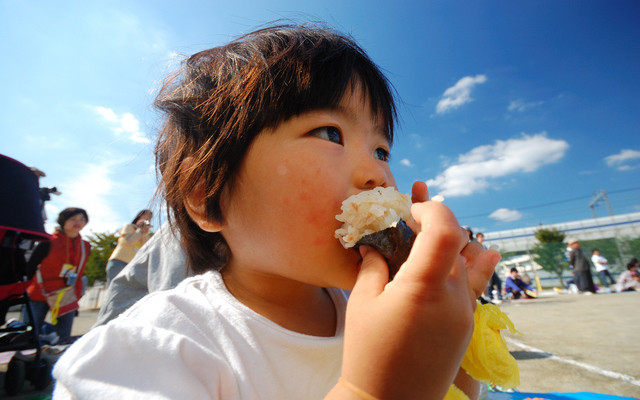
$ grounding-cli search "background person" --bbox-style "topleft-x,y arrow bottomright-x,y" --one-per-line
465,226 -> 474,241
505,267 -> 537,299
105,209 -> 152,286
23,207 -> 91,343
591,248 -> 615,288
566,237 -> 596,294
616,258 -> 640,292
477,232 -> 502,303
94,222 -> 188,327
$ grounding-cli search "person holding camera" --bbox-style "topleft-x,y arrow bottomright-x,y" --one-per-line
106,210 -> 152,286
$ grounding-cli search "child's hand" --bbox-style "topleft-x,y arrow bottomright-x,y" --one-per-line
336,181 -> 499,399
408,181 -> 496,303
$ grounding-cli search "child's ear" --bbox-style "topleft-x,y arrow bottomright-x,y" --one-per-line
184,191 -> 225,232
181,156 -> 225,233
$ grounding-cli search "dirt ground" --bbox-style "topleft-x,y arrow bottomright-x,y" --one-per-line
500,290 -> 640,398
1,291 -> 639,399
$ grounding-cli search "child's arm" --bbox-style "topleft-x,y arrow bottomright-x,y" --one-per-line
327,181 -> 498,400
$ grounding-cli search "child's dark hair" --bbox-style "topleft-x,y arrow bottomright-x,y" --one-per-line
154,24 -> 397,273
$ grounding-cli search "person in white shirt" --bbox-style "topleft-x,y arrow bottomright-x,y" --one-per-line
52,24 -> 499,400
591,249 -> 614,287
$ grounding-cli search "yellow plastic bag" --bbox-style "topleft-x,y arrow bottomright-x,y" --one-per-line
461,302 -> 520,389
444,384 -> 467,400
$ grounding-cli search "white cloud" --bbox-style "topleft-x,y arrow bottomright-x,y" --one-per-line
44,161 -> 124,234
426,132 -> 569,197
94,106 -> 150,144
604,149 -> 640,170
508,99 -> 544,112
400,158 -> 413,167
489,208 -> 523,222
436,75 -> 487,114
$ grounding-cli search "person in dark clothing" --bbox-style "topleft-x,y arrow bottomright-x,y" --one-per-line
566,237 -> 596,294
477,232 -> 502,303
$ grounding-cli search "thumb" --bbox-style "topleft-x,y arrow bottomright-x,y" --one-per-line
350,246 -> 389,300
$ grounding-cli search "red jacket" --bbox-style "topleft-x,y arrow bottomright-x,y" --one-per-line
27,230 -> 91,303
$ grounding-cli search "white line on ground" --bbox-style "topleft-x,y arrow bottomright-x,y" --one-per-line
506,337 -> 640,387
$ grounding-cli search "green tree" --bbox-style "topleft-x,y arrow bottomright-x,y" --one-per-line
531,228 -> 568,286
84,231 -> 118,286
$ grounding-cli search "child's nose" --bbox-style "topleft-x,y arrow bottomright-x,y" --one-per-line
352,153 -> 390,190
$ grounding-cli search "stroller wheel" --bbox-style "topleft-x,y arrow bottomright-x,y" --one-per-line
5,357 -> 27,396
31,356 -> 53,390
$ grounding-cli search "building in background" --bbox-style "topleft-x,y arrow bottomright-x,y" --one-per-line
485,212 -> 640,286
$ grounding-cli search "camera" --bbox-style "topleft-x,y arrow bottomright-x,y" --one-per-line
39,187 -> 61,202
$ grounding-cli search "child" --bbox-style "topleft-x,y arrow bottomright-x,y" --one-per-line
53,24 -> 499,399
504,267 -> 537,299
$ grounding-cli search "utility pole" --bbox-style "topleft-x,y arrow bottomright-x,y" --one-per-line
589,189 -> 625,267
589,190 -> 614,218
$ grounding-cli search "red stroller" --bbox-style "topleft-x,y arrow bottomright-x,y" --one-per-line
0,154 -> 54,395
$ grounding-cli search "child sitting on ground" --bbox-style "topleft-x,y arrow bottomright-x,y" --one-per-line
52,24 -> 499,399
505,267 -> 537,299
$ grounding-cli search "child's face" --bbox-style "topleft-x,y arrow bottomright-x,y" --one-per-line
220,85 -> 395,289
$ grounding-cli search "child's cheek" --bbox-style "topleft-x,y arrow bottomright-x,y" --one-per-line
294,187 -> 342,247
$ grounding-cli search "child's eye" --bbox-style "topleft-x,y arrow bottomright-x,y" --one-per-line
374,147 -> 390,162
309,126 -> 343,145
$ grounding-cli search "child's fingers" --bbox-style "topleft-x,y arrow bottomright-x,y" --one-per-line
350,245 -> 389,300
411,181 -> 429,203
406,181 -> 428,233
467,249 -> 501,297
397,201 -> 468,284
460,241 -> 485,268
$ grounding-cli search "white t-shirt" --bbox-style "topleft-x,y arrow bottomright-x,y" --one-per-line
591,254 -> 609,272
53,271 -> 347,399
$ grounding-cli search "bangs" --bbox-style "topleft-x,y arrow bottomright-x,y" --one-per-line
231,25 -> 397,144
264,56 -> 396,144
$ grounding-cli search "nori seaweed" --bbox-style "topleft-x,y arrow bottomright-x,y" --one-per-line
356,219 -> 416,280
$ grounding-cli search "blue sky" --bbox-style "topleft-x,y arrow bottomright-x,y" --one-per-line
2,0 -> 639,236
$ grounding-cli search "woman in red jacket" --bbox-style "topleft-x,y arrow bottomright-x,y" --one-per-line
24,207 -> 91,343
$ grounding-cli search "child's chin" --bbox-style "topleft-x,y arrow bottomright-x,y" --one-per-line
327,257 -> 360,289
333,272 -> 358,291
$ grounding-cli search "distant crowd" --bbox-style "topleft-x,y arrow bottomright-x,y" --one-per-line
468,228 -> 639,303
